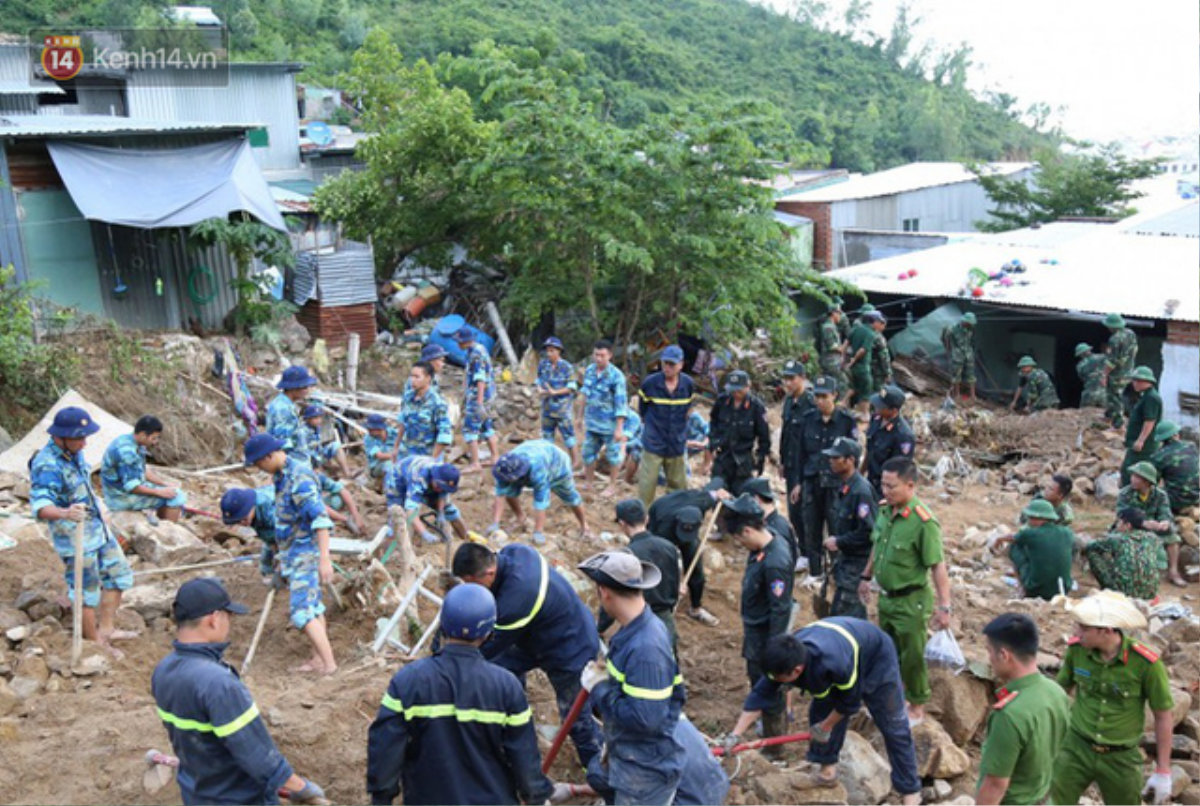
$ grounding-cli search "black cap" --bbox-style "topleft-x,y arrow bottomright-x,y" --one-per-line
741,477 -> 775,501
703,476 -> 727,494
870,384 -> 906,411
781,360 -> 807,378
812,375 -> 838,395
822,436 -> 861,459
723,493 -> 764,519
676,506 -> 703,532
172,577 -> 249,622
615,499 -> 647,525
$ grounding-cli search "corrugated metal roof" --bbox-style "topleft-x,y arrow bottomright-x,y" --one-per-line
827,224 -> 1200,323
773,211 -> 811,228
293,241 -> 376,307
779,162 -> 1034,203
0,114 -> 257,137
0,80 -> 64,95
1121,202 -> 1199,238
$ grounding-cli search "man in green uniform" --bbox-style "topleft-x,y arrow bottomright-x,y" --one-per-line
1114,462 -> 1183,587
1085,508 -> 1161,600
975,613 -> 1070,806
1075,343 -> 1108,409
818,306 -> 847,392
1010,356 -> 1060,413
843,312 -> 880,413
857,456 -> 952,724
1121,366 -> 1162,485
1102,313 -> 1138,429
1152,420 -> 1199,513
941,313 -> 977,401
870,314 -> 893,394
1051,590 -> 1175,806
1020,474 -> 1075,527
990,500 -> 1073,600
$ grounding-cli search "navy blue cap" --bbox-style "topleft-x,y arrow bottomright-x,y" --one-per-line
661,345 -> 685,363
615,498 -> 647,525
543,337 -> 564,351
870,385 -> 906,411
723,493 -> 764,519
365,413 -> 389,431
47,406 -> 101,439
725,370 -> 749,391
822,436 -> 861,459
452,326 -> 476,343
492,452 -> 531,483
220,488 -> 257,524
430,463 -> 460,493
741,477 -> 774,501
676,506 -> 703,531
172,577 -> 249,622
243,433 -> 284,466
302,405 -> 322,420
781,360 -> 807,377
812,375 -> 838,395
276,365 -> 317,390
420,344 -> 448,362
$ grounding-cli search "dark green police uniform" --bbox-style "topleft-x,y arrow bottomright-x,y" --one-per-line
1051,635 -> 1173,805
1121,386 -> 1163,485
846,323 -> 876,402
869,497 -> 943,705
977,672 -> 1071,805
1010,523 -> 1074,600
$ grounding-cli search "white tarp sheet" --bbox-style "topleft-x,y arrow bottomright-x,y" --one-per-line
47,139 -> 286,231
0,390 -> 131,478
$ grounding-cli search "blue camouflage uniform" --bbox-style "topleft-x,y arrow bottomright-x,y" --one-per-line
364,426 -> 399,478
385,456 -> 462,525
400,387 -> 453,456
462,342 -> 497,443
493,440 -> 583,511
592,607 -> 687,805
743,617 -> 921,797
623,410 -> 644,464
585,714 -> 729,806
580,363 -> 629,466
30,440 -> 132,608
538,357 -> 578,448
100,432 -> 188,511
686,411 -> 709,455
482,543 -> 603,766
245,486 -> 279,577
272,457 -> 334,629
266,394 -> 310,465
152,641 -> 293,805
367,643 -> 553,806
303,422 -> 340,468
317,473 -> 345,513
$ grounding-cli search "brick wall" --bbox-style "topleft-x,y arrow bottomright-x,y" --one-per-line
296,301 -> 376,349
776,200 -> 833,271
1167,320 -> 1200,346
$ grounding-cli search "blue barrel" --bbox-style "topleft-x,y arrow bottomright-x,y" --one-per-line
428,315 -> 495,367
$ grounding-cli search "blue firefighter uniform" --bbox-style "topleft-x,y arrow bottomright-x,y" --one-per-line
273,457 -> 334,629
364,426 -> 399,479
539,356 -> 578,448
399,386 -> 453,456
30,440 -> 132,608
152,641 -> 294,805
592,607 -> 687,805
367,643 -> 553,805
580,362 -> 629,466
463,342 -> 497,443
266,394 -> 310,465
100,433 -> 188,511
586,714 -> 729,806
385,456 -> 462,524
493,440 -> 583,511
743,617 -> 921,797
483,543 -> 603,765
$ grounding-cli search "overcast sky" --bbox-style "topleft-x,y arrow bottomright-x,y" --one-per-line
761,0 -> 1200,145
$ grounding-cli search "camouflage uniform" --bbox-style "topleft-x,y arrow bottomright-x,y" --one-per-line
686,411 -> 709,454
385,456 -> 462,529
303,422 -> 341,469
1104,328 -> 1137,426
1076,353 -> 1108,408
364,426 -> 399,479
1084,529 -> 1160,600
818,318 -> 846,390
1114,484 -> 1178,569
462,342 -> 497,443
30,440 -> 132,608
1152,439 -> 1199,513
100,433 -> 188,511
266,393 -> 310,464
870,332 -> 893,393
1018,368 -> 1059,411
538,357 -> 578,448
942,322 -> 976,384
273,457 -> 334,629
400,386 -> 453,456
246,486 -> 279,577
493,440 -> 583,512
623,409 -> 644,465
579,363 -> 629,467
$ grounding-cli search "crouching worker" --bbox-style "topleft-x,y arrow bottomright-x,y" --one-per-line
384,455 -> 468,543
363,414 -> 400,481
989,499 -> 1074,600
220,487 -> 280,584
101,415 -> 187,522
243,434 -> 336,675
1084,508 -> 1161,600
725,617 -> 921,805
366,583 -> 556,806
152,578 -> 328,806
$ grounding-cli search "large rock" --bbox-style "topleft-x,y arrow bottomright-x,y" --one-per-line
114,515 -> 208,566
1094,472 -> 1122,501
1158,617 -> 1200,647
1145,687 -> 1193,730
840,730 -> 892,805
0,607 -> 30,633
121,583 -> 176,621
278,315 -> 312,354
907,718 -> 971,779
15,653 -> 49,685
928,666 -> 992,744
0,678 -> 17,716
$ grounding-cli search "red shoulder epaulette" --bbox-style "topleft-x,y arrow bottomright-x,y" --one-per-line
914,504 -> 932,522
993,690 -> 1020,710
1067,636 -> 1081,645
1131,643 -> 1159,663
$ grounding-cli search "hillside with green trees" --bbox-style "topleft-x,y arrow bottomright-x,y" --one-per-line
3,0 -> 1056,172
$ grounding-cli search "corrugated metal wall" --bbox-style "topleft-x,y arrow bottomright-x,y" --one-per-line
126,66 -> 301,172
291,240 -> 375,307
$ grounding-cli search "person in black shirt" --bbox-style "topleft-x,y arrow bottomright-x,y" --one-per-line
822,437 -> 878,619
708,371 -> 771,496
865,385 -> 916,497
778,360 -> 814,572
647,480 -> 731,627
600,499 -> 683,654
795,377 -> 859,579
742,476 -> 797,567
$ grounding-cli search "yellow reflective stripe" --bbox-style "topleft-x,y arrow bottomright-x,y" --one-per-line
157,708 -> 215,733
399,703 -> 533,726
157,704 -> 260,737
641,396 -> 694,406
213,704 -> 260,738
495,552 -> 549,631
381,693 -> 404,713
810,622 -> 860,698
606,660 -> 684,701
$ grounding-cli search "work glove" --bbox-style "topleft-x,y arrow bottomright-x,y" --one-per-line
719,733 -> 741,756
580,660 -> 609,693
809,720 -> 833,745
1142,771 -> 1173,805
289,779 -> 328,805
549,782 -> 575,804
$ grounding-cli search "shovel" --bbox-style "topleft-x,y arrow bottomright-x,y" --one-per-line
811,549 -> 833,619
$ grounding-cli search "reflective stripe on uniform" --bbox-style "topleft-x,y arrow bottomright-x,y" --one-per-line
494,552 -> 549,631
605,659 -> 684,701
378,693 -> 531,726
157,704 -> 260,738
638,390 -> 695,406
809,622 -> 860,698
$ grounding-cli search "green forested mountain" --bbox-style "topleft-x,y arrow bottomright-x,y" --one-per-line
3,0 -> 1055,171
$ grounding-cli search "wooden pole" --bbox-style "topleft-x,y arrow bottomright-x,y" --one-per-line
133,555 -> 255,578
679,501 -> 723,596
240,587 -> 276,675
71,520 -> 85,665
346,333 -> 360,395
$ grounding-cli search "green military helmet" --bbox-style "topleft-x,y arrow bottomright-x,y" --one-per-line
1017,356 -> 1037,369
1103,312 -> 1125,329
1128,461 -> 1159,484
1130,366 -> 1157,384
1021,499 -> 1060,522
962,312 -> 977,326
859,303 -> 877,314
1154,421 -> 1181,441
1074,343 -> 1091,358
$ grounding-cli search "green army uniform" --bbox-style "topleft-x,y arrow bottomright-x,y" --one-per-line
942,321 -> 976,384
1052,635 -> 1173,805
1152,439 -> 1200,513
847,322 -> 876,402
976,672 -> 1071,805
1084,530 -> 1160,600
1104,327 -> 1137,427
870,497 -> 943,705
1121,385 -> 1162,485
1076,353 -> 1108,409
871,331 -> 892,393
1018,368 -> 1060,411
1114,483 -> 1178,569
1019,493 -> 1075,527
818,317 -> 846,390
1010,523 -> 1074,600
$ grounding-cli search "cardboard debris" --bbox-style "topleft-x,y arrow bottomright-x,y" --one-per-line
0,390 -> 132,478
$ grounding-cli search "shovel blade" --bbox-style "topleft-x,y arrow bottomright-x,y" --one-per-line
143,764 -> 174,794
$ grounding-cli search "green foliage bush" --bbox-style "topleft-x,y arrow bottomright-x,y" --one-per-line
0,266 -> 79,416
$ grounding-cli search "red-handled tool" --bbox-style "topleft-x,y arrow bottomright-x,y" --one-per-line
542,688 -> 590,774
711,731 -> 811,756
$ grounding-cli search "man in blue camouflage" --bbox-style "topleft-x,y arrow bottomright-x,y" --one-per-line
618,405 -> 644,485
490,440 -> 592,545
393,362 -> 453,459
220,486 -> 281,582
455,327 -> 500,474
101,415 -> 187,522
244,434 -> 337,675
301,406 -> 352,477
576,339 -> 629,496
31,407 -> 135,655
385,455 -> 468,543
538,337 -> 580,468
266,366 -> 319,465
363,413 -> 400,481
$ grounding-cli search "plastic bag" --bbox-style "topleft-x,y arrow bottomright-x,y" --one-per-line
925,629 -> 966,673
